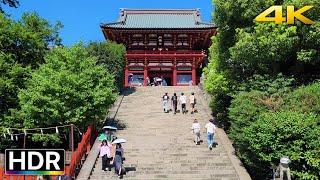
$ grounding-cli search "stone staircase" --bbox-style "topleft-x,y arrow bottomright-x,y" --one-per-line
87,86 -> 250,180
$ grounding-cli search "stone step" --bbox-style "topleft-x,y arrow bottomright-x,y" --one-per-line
86,87 -> 242,180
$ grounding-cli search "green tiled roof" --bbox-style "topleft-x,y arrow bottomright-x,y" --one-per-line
101,9 -> 215,29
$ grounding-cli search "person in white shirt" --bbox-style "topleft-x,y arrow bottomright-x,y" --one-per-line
191,119 -> 201,145
162,93 -> 169,113
99,140 -> 112,171
179,92 -> 187,114
189,92 -> 196,114
205,118 -> 216,150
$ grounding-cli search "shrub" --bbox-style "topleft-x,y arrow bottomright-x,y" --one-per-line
228,90 -> 280,138
284,82 -> 320,115
242,111 -> 320,179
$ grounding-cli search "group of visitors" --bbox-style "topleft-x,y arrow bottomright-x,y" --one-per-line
149,76 -> 168,86
99,132 -> 125,178
191,118 -> 217,150
162,92 -> 196,114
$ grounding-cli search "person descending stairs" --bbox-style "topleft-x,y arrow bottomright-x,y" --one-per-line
85,86 -> 250,180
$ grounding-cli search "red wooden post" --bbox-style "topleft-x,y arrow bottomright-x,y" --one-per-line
143,58 -> 148,86
143,66 -> 148,86
192,58 -> 196,86
124,66 -> 129,87
173,58 -> 177,86
173,67 -> 177,86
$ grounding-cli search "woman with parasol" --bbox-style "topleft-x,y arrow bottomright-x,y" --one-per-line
111,139 -> 126,178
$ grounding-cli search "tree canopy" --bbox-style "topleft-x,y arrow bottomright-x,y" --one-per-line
86,41 -> 126,91
0,12 -> 62,122
0,11 -> 125,150
16,44 -> 117,129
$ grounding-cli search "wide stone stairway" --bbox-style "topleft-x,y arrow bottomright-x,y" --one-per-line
86,86 -> 250,180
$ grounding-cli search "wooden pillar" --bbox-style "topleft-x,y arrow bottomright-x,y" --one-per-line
192,58 -> 196,86
124,66 -> 129,87
143,58 -> 148,86
173,58 -> 177,86
70,124 -> 74,152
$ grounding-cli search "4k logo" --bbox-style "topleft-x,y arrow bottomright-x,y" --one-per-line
255,6 -> 315,24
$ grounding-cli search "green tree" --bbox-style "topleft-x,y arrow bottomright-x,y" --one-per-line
86,41 -> 126,91
0,12 -> 62,121
15,44 -> 117,131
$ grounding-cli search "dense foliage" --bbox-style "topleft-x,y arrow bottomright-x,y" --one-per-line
86,41 -> 126,91
0,12 -> 62,123
204,0 -> 320,179
243,111 -> 320,179
229,81 -> 320,179
17,44 -> 117,128
0,11 -> 125,150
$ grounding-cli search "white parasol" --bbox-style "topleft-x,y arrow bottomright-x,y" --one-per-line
112,138 -> 127,144
103,126 -> 117,130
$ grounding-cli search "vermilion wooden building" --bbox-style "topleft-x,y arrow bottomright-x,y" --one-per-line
101,9 -> 216,86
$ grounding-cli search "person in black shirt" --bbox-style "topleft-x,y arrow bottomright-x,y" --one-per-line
171,93 -> 178,114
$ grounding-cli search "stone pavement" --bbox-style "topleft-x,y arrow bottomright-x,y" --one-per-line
82,86 -> 251,180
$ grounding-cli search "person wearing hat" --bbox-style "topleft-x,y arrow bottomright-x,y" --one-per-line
191,119 -> 201,145
205,118 -> 216,150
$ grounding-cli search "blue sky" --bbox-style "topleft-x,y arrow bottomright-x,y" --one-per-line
4,0 -> 213,45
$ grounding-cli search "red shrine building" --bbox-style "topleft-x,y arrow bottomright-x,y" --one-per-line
101,9 -> 217,86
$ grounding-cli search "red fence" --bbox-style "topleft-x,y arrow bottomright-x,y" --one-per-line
0,125 -> 94,180
66,125 -> 93,177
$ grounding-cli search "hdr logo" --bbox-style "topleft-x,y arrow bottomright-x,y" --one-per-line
5,149 -> 65,175
255,6 -> 315,24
